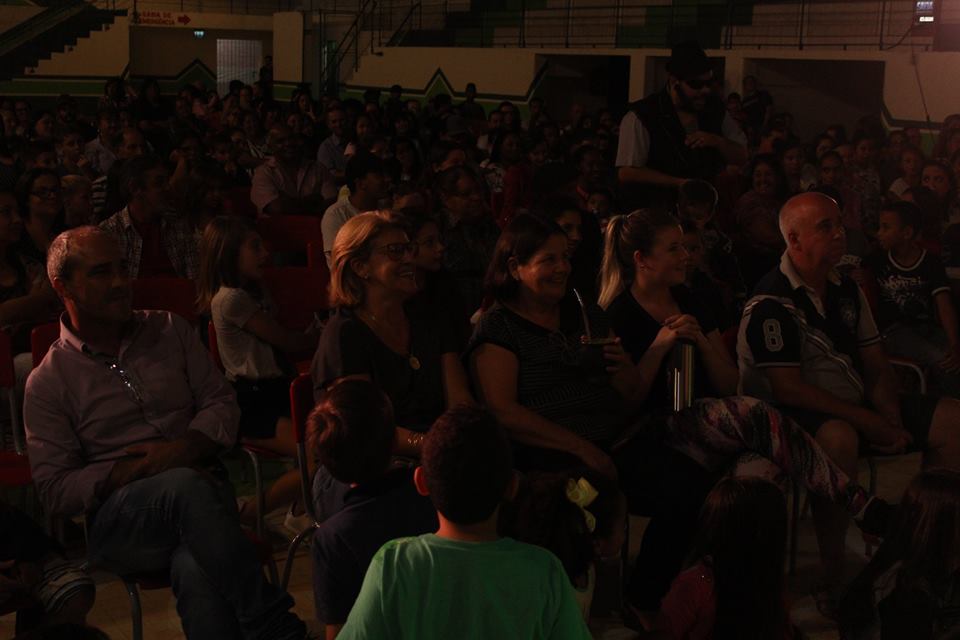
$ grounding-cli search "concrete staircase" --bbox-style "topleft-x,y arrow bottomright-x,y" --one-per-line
0,2 -> 126,81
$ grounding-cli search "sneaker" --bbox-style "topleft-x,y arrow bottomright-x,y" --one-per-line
283,505 -> 314,536
812,582 -> 842,621
854,496 -> 894,540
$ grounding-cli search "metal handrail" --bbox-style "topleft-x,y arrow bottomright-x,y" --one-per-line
373,0 -> 933,51
386,1 -> 421,46
0,1 -> 88,56
90,0 -> 293,15
319,0 -> 378,94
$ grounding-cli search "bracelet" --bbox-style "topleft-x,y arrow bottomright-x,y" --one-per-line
405,432 -> 425,449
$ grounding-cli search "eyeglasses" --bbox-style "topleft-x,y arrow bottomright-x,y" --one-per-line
30,188 -> 61,199
107,361 -> 144,405
373,242 -> 418,261
682,76 -> 712,91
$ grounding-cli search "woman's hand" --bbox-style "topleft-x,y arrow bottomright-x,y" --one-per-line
575,441 -> 618,483
939,344 -> 960,374
663,314 -> 706,349
603,337 -> 633,374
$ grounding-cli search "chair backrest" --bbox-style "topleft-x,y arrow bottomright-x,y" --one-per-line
288,372 -> 318,523
289,373 -> 314,445
31,322 -> 60,368
256,215 -> 326,270
207,321 -> 223,371
722,325 -> 739,361
0,330 -> 16,389
131,277 -> 199,325
263,266 -> 329,331
223,186 -> 258,219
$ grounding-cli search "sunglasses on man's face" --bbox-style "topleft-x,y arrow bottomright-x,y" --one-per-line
682,75 -> 712,91
374,242 -> 418,261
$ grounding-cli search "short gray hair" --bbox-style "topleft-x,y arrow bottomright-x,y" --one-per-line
46,226 -> 115,284
778,191 -> 840,241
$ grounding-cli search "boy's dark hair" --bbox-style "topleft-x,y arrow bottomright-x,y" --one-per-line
809,185 -> 846,211
24,139 -> 55,163
537,194 -> 581,222
345,150 -> 384,193
693,477 -> 789,639
309,379 -> 395,484
677,179 -> 718,211
421,406 -> 513,525
819,150 -> 843,166
587,186 -> 614,202
882,200 -> 924,236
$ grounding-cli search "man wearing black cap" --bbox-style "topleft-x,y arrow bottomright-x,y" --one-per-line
616,41 -> 747,208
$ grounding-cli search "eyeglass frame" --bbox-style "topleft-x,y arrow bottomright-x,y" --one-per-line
371,241 -> 419,261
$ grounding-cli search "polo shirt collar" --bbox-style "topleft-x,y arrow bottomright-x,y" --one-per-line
59,311 -> 143,358
779,252 -> 840,291
779,252 -> 841,317
117,206 -> 173,231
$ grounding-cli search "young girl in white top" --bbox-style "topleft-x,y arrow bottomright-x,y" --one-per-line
198,215 -> 320,525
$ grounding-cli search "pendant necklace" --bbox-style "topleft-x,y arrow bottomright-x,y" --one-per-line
358,309 -> 420,370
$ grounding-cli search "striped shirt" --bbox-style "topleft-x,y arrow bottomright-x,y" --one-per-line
99,207 -> 199,280
467,302 -> 624,444
737,252 -> 881,406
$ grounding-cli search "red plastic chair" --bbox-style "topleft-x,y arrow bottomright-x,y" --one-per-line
0,329 -> 24,455
262,266 -> 329,332
30,322 -> 60,369
280,373 -> 319,589
223,186 -> 258,219
255,215 -> 326,271
131,277 -> 199,325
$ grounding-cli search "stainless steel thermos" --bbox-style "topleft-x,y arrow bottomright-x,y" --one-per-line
668,340 -> 695,412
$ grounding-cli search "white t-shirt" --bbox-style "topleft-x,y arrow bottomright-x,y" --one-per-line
321,198 -> 360,267
888,177 -> 911,198
211,287 -> 285,382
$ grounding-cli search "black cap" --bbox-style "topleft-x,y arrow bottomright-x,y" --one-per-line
666,40 -> 711,81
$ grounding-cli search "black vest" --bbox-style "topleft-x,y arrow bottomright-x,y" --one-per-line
620,88 -> 728,210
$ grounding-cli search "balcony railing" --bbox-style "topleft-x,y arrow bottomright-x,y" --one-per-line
383,0 -> 936,51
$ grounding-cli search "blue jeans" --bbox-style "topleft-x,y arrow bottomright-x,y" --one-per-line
87,467 -> 305,640
883,322 -> 960,397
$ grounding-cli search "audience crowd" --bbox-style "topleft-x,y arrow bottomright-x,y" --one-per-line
2,40 -> 960,639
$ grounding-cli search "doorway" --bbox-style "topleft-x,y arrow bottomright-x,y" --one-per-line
217,39 -> 263,96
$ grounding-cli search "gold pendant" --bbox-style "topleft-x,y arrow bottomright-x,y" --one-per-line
409,355 -> 421,370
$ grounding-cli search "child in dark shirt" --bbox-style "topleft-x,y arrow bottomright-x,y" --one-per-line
646,477 -> 797,640
840,470 -> 960,640
677,180 -> 746,307
865,200 -> 960,396
681,222 -> 736,332
308,379 -> 438,638
499,470 -> 626,621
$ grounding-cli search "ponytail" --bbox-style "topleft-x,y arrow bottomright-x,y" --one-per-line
597,208 -> 680,309
598,214 -> 630,309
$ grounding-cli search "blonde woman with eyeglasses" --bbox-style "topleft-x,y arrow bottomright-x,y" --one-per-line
312,211 -> 473,458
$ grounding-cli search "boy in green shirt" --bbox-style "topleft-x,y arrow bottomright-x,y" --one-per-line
337,406 -> 592,640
